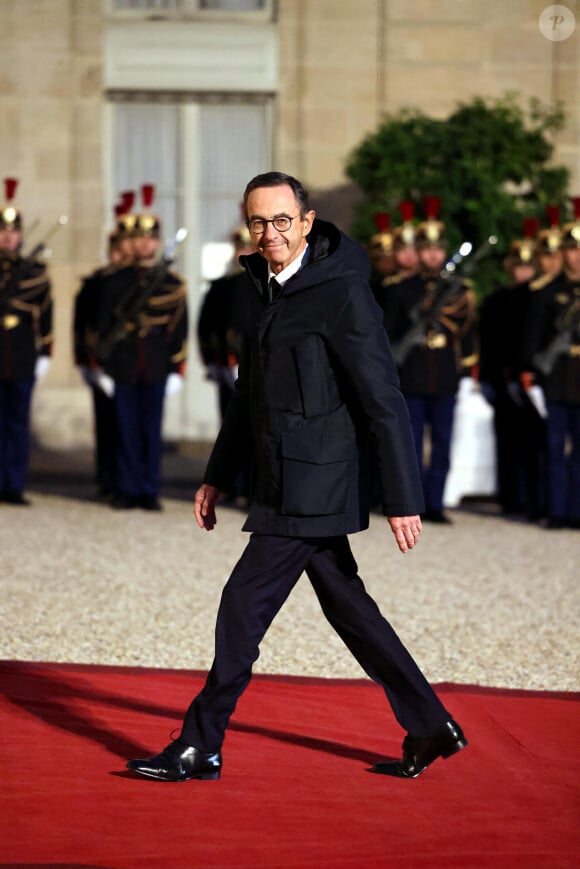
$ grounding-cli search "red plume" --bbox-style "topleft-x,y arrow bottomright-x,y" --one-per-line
114,203 -> 125,218
398,201 -> 415,223
571,196 -> 580,219
522,217 -> 541,238
422,196 -> 441,220
121,190 -> 135,212
4,178 -> 18,201
373,212 -> 391,233
141,184 -> 155,208
546,205 -> 560,227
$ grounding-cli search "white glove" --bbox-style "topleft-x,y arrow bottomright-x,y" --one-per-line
35,356 -> 51,381
93,368 -> 115,398
526,384 -> 548,419
165,372 -> 184,396
458,376 -> 476,398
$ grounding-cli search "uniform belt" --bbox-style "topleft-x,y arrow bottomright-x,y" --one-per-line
570,344 -> 580,357
1,314 -> 20,330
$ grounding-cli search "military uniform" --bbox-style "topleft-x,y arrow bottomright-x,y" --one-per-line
478,221 -> 539,515
520,201 -> 580,527
94,185 -> 188,509
382,198 -> 477,521
0,178 -> 53,504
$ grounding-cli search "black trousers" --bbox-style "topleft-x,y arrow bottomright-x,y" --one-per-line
181,534 -> 449,751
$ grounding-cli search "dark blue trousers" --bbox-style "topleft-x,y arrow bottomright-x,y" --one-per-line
91,384 -> 118,493
181,534 -> 450,751
546,401 -> 580,521
0,378 -> 34,494
405,394 -> 456,513
114,380 -> 165,497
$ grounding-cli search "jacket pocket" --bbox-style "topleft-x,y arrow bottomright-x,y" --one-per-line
293,334 -> 342,418
280,430 -> 352,516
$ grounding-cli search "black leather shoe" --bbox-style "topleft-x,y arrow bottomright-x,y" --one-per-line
127,739 -> 222,782
140,493 -> 163,511
2,490 -> 31,506
372,719 -> 467,778
422,510 -> 452,524
111,493 -> 139,510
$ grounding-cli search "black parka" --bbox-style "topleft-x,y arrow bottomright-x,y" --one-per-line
203,218 -> 424,537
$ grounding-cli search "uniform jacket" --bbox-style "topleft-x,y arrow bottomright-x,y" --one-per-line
0,253 -> 52,380
73,264 -> 115,367
381,271 -> 477,396
203,218 -> 424,537
96,262 -> 188,384
478,281 -> 529,391
197,269 -> 252,367
521,270 -> 580,405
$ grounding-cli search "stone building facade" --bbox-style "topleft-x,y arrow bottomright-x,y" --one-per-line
0,0 -> 578,448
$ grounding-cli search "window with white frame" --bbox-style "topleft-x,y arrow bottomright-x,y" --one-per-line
109,0 -> 270,15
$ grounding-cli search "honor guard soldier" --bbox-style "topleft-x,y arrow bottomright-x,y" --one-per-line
374,201 -> 419,322
382,197 -> 477,523
197,215 -> 253,423
0,178 -> 53,505
73,193 -> 136,499
94,183 -> 188,511
478,218 -> 539,515
520,197 -> 580,529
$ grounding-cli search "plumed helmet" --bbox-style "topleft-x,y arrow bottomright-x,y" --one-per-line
115,191 -> 137,238
134,184 -> 161,238
369,212 -> 394,257
0,178 -> 22,231
392,201 -> 416,248
506,217 -> 540,266
415,196 -> 446,247
535,205 -> 562,254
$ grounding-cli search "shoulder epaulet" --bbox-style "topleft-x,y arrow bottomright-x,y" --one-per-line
382,272 -> 408,287
462,277 -> 475,290
529,273 -> 555,292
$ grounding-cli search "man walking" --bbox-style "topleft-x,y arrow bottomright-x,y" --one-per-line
127,172 -> 467,782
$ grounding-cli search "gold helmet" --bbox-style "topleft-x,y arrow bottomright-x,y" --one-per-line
369,212 -> 394,258
561,196 -> 580,249
505,217 -> 540,268
392,201 -> 416,248
415,196 -> 445,248
115,190 -> 137,238
134,184 -> 161,238
0,177 -> 22,231
535,205 -> 562,254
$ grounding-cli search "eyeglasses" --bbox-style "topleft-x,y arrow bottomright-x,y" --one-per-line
246,215 -> 300,234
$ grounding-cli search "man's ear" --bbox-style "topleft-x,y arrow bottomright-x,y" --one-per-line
303,210 -> 316,236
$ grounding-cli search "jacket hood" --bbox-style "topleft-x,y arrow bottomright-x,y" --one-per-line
239,217 -> 371,294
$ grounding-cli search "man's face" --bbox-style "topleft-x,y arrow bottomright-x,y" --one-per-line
563,247 -> 580,278
512,263 -> 535,284
133,235 -> 159,262
395,245 -> 419,271
419,245 -> 446,272
246,184 -> 315,273
0,228 -> 22,253
538,252 -> 562,276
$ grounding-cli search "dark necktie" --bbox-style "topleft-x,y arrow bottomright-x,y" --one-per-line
267,277 -> 281,303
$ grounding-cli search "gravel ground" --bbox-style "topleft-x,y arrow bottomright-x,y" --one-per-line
1,447 -> 578,692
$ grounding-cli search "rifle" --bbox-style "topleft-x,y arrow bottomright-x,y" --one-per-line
391,236 -> 496,367
22,215 -> 68,262
532,300 -> 580,377
95,260 -> 166,363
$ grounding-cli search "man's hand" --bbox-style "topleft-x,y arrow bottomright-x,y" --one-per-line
193,484 -> 223,531
387,515 -> 422,554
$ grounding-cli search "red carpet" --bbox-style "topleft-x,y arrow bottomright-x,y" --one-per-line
0,661 -> 578,868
